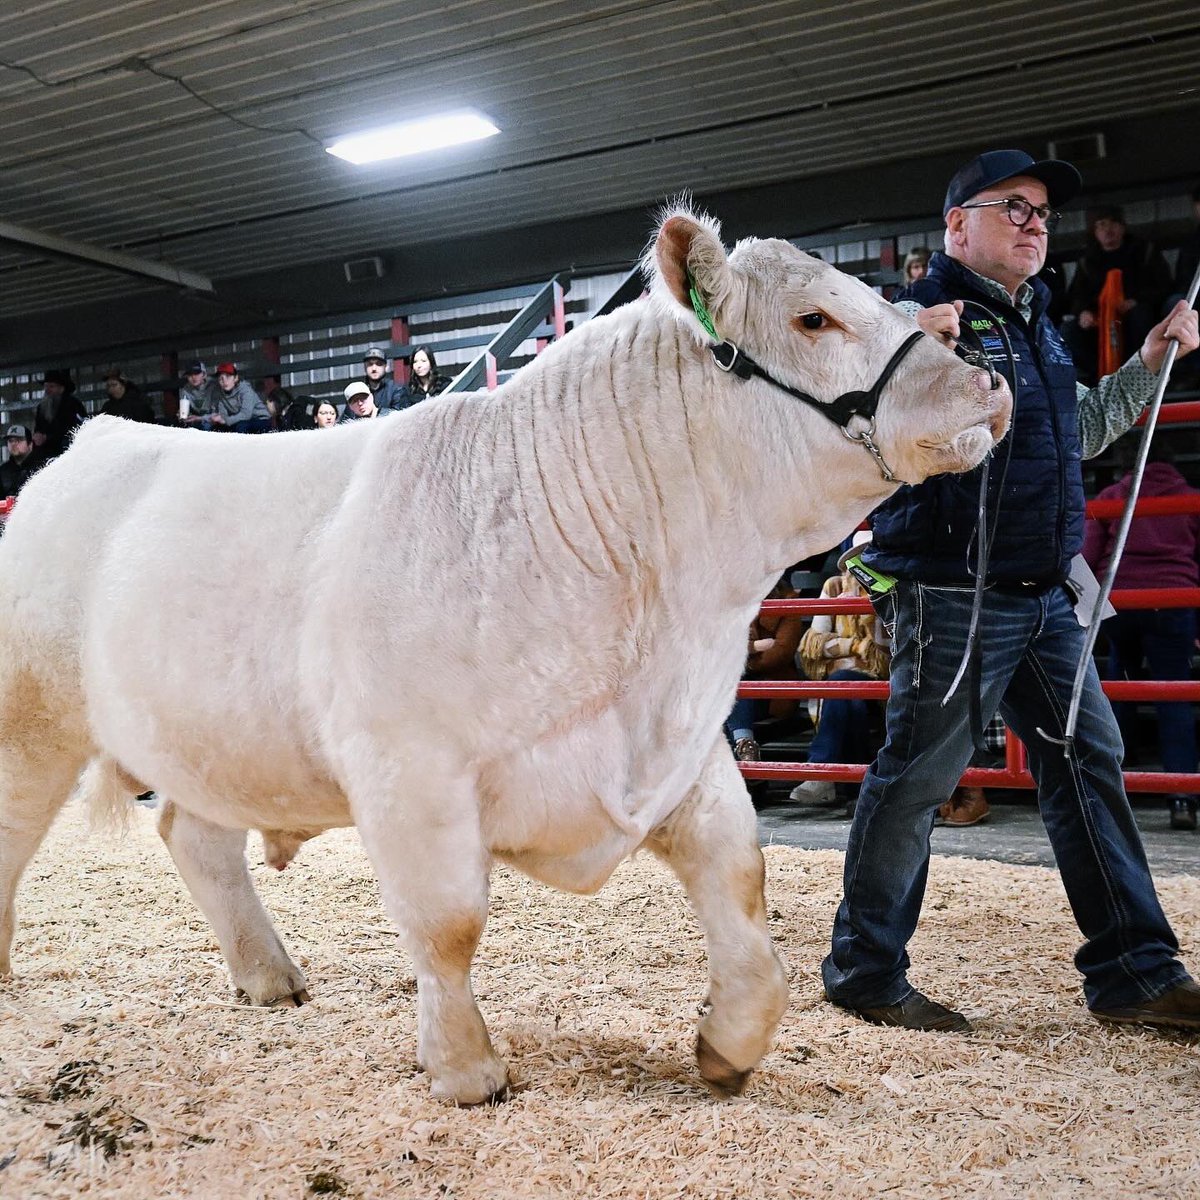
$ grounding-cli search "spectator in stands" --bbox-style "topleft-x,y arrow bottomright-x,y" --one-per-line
1169,184 -> 1200,392
401,345 -> 450,404
210,362 -> 273,433
276,393 -> 315,430
822,148 -> 1200,1036
313,400 -> 339,428
1083,440 -> 1200,831
0,424 -> 45,498
259,375 -> 292,429
934,714 -> 1006,827
1065,205 -> 1173,385
179,361 -> 217,427
791,533 -> 890,814
1173,184 -> 1200,305
902,248 -> 931,284
725,574 -> 805,763
34,369 -> 87,458
100,368 -> 156,423
361,346 -> 407,412
339,380 -> 395,422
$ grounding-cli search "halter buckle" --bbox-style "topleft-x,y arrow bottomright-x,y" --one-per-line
710,342 -> 742,374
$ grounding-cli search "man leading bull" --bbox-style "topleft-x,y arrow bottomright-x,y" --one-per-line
822,149 -> 1200,1032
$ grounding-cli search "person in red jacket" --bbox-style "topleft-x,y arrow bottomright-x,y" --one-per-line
1082,442 -> 1200,829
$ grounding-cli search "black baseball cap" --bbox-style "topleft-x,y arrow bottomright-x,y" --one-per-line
944,150 -> 1082,215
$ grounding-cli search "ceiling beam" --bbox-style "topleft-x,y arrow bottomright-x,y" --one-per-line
0,219 -> 214,293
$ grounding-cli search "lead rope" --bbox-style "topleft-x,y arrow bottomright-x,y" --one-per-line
940,302 -> 1018,754
1042,263 -> 1200,757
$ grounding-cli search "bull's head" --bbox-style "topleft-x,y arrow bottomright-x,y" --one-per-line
646,205 -> 1011,486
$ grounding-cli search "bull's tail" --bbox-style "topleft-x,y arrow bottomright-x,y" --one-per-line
75,756 -> 147,834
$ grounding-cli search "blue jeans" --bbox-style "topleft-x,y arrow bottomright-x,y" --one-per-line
1105,608 -> 1198,779
725,696 -> 762,742
822,582 -> 1187,1012
808,668 -> 879,765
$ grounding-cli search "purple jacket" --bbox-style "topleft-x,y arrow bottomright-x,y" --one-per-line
1082,462 -> 1200,590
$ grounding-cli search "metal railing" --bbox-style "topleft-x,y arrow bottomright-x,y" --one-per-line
738,487 -> 1200,796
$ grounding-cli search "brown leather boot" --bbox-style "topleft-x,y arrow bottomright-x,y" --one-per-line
937,786 -> 990,827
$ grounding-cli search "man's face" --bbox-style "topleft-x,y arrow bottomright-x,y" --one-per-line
7,435 -> 31,460
104,377 -> 125,399
348,391 -> 375,417
364,357 -> 386,381
185,368 -> 207,389
947,175 -> 1050,294
217,371 -> 237,392
1092,217 -> 1125,252
43,381 -> 64,401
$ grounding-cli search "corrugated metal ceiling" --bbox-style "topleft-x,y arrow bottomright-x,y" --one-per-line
1,0 -> 1197,320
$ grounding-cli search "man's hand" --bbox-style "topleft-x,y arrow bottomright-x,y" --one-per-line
916,300 -> 963,349
1140,300 -> 1200,375
1078,310 -> 1096,331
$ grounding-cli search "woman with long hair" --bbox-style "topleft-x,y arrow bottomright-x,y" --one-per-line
402,345 -> 451,403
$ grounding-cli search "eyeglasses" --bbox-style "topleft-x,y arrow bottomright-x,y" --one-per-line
959,196 -> 1061,233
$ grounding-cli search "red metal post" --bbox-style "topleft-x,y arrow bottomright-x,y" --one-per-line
552,280 -> 566,340
161,351 -> 179,421
391,315 -> 410,384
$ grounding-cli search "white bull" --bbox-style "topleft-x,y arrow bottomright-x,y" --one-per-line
0,207 -> 1010,1103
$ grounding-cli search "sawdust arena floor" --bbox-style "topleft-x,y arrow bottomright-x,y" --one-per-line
3,803 -> 1200,1199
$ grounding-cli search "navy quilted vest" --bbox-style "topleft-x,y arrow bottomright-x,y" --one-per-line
865,252 -> 1085,588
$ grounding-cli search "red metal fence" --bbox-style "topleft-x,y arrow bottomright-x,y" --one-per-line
740,486 -> 1200,795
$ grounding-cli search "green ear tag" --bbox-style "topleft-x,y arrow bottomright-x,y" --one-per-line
687,273 -> 718,340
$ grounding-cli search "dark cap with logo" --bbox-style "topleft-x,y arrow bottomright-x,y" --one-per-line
944,149 -> 1082,215
362,346 -> 388,363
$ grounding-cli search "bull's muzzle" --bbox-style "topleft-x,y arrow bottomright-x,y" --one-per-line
971,369 -> 1013,443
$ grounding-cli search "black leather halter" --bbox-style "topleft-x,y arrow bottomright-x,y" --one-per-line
707,329 -> 927,483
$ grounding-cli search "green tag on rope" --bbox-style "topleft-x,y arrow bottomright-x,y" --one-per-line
843,554 -> 897,596
687,273 -> 718,339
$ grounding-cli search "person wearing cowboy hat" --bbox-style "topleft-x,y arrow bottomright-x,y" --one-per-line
34,369 -> 87,458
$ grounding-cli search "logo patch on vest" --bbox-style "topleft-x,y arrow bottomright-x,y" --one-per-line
966,317 -> 1021,364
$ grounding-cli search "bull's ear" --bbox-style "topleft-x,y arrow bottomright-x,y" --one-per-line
653,209 -> 732,332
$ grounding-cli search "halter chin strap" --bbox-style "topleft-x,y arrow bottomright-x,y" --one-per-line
707,330 -> 926,484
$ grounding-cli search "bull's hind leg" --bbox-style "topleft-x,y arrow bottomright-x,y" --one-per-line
644,738 -> 788,1096
0,682 -> 90,979
352,764 -> 508,1105
157,800 -> 309,1005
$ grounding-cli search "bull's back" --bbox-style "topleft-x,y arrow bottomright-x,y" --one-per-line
1,417 -> 375,820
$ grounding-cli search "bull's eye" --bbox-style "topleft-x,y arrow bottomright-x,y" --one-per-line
799,312 -> 826,330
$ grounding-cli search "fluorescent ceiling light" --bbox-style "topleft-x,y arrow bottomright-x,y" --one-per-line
326,112 -> 499,165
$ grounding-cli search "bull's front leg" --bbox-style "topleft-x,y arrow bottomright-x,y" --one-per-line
158,801 -> 310,1005
351,764 -> 508,1106
644,737 -> 788,1096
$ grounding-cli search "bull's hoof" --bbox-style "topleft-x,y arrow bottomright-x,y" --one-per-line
460,1083 -> 510,1108
236,986 -> 311,1008
428,1060 -> 510,1106
696,1033 -> 752,1098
